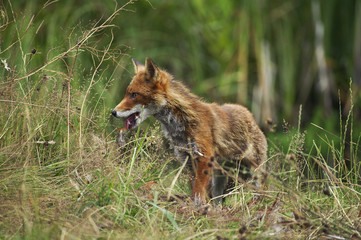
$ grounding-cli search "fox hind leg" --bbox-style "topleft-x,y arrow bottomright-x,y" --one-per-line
212,169 -> 228,204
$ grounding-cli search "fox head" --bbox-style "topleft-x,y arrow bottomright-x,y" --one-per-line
112,58 -> 170,129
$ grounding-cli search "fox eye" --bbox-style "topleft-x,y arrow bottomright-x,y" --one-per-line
130,92 -> 139,99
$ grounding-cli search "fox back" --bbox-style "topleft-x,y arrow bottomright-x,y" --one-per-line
112,58 -> 267,204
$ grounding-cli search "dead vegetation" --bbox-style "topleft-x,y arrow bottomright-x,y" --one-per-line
1,122 -> 360,239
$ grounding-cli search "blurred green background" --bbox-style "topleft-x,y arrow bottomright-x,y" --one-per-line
1,2 -> 360,237
1,0 -> 360,173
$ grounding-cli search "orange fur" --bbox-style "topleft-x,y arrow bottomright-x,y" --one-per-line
112,58 -> 267,204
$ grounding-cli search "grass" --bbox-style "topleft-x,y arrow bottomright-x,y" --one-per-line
1,121 -> 360,239
1,1 -> 361,239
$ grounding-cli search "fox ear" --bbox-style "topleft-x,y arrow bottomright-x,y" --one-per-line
145,57 -> 159,80
145,58 -> 169,91
132,58 -> 144,73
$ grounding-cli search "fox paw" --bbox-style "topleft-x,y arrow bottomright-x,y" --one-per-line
193,193 -> 204,206
195,203 -> 212,215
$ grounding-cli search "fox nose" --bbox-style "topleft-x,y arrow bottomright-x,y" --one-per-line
111,110 -> 117,117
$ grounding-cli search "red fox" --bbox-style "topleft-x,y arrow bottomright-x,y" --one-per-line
112,58 -> 267,204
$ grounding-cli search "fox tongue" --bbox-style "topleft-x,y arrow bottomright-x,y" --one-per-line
125,113 -> 137,129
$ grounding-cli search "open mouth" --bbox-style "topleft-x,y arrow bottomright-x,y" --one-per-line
125,112 -> 140,129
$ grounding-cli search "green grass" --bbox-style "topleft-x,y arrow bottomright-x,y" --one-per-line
1,124 -> 360,239
1,1 -> 361,239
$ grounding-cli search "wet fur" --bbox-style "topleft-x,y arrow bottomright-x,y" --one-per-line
112,58 -> 267,204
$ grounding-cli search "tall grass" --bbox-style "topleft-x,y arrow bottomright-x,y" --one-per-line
2,0 -> 359,128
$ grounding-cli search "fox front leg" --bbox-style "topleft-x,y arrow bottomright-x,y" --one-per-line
191,157 -> 212,205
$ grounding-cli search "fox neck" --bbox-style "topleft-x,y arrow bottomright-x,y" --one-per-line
153,105 -> 199,162
151,80 -> 200,158
153,106 -> 187,139
153,81 -> 198,138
